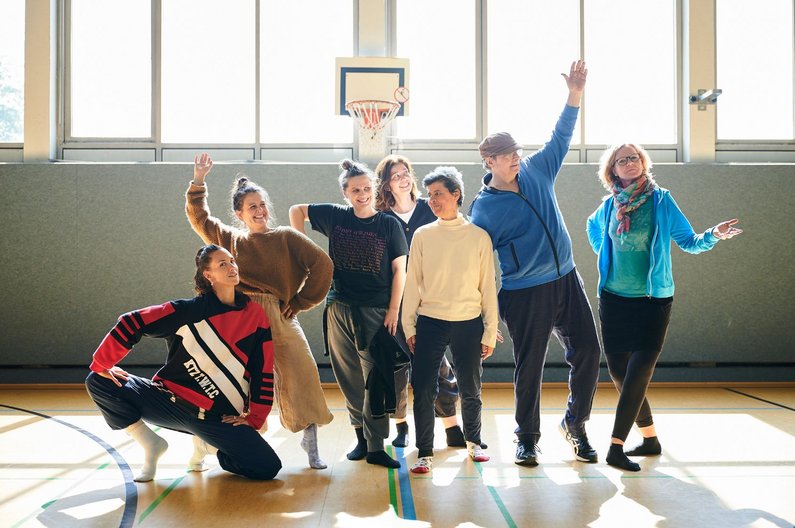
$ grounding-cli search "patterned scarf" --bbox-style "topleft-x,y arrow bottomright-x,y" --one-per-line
611,174 -> 656,237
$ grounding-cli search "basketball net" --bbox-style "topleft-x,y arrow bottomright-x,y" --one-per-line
345,99 -> 401,163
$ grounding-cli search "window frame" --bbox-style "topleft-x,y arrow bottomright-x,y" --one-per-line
58,0 -> 357,161
52,0 -> 795,162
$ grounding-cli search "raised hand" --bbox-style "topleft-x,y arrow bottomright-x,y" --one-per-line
712,218 -> 743,240
193,152 -> 213,184
562,60 -> 588,106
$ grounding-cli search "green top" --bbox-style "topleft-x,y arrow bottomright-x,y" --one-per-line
604,198 -> 653,297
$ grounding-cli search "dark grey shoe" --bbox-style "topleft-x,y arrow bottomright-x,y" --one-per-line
514,440 -> 539,467
559,420 -> 598,463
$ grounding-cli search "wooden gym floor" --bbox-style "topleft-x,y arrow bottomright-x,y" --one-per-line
1,384 -> 793,528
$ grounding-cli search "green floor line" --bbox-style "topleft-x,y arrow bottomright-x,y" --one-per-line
475,462 -> 517,528
386,446 -> 399,517
138,475 -> 185,524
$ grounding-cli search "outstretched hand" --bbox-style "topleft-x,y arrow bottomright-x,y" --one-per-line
194,152 -> 213,184
562,60 -> 588,106
712,218 -> 743,240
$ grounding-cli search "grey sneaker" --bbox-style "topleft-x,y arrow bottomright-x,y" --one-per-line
559,419 -> 598,463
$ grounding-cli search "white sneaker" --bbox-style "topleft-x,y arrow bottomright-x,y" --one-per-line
467,441 -> 490,462
410,456 -> 433,474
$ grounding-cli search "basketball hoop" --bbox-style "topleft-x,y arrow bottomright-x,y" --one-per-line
345,99 -> 403,163
345,99 -> 401,132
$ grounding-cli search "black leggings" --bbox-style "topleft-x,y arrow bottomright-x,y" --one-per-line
598,291 -> 672,442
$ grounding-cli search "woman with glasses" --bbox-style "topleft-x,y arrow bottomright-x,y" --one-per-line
374,154 -> 469,450
587,143 -> 742,471
289,159 -> 409,469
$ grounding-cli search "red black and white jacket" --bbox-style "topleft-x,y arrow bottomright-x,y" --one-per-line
90,292 -> 274,430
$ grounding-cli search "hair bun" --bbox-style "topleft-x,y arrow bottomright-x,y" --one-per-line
235,176 -> 249,189
339,159 -> 354,171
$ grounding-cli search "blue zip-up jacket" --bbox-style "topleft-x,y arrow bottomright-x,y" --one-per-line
469,105 -> 578,290
586,187 -> 719,298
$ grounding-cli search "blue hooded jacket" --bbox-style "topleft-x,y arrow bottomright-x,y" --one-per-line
469,105 -> 579,290
586,187 -> 719,298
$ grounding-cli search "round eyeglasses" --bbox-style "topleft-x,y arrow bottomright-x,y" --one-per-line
614,154 -> 641,167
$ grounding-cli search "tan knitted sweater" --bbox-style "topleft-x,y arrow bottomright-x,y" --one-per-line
186,182 -> 333,312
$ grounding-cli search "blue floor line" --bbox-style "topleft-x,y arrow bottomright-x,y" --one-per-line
394,447 -> 416,520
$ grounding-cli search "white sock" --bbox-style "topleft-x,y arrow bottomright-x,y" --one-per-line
300,423 -> 327,469
188,436 -> 218,472
125,420 -> 168,482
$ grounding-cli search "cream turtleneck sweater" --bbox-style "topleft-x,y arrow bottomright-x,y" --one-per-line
401,213 -> 498,347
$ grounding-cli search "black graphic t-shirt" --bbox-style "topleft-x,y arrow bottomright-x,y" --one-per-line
309,203 -> 408,307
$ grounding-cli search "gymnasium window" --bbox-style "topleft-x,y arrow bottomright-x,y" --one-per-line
582,0 -> 677,145
69,0 -> 151,138
65,0 -> 354,150
260,0 -> 353,143
717,0 -> 794,141
0,0 -> 25,144
486,0 -> 580,144
394,0 -> 476,140
161,0 -> 255,143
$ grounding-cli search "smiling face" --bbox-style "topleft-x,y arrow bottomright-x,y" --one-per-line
426,181 -> 460,220
612,145 -> 645,187
202,247 -> 240,291
342,174 -> 376,215
388,162 -> 414,199
234,191 -> 271,233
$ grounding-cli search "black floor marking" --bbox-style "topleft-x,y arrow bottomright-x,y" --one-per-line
724,388 -> 795,412
0,403 -> 137,528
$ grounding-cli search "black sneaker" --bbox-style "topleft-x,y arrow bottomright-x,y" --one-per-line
514,439 -> 539,467
559,420 -> 598,463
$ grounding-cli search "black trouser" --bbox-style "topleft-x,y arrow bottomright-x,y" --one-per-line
392,318 -> 459,420
498,268 -> 601,441
411,315 -> 484,456
598,291 -> 673,441
85,372 -> 282,480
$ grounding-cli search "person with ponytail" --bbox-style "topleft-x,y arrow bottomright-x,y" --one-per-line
289,159 -> 409,470
85,245 -> 281,481
587,143 -> 742,471
186,153 -> 334,470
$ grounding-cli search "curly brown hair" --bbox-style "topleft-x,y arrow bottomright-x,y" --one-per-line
374,154 -> 420,211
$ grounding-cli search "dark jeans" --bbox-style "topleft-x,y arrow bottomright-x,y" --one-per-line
599,291 -> 673,441
85,372 -> 282,480
411,315 -> 484,456
498,268 -> 601,441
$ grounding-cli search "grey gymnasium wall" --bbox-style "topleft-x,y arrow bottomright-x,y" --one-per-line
0,161 -> 792,384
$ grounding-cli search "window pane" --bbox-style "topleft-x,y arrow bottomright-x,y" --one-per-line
70,0 -> 150,138
260,0 -> 353,143
487,0 -> 579,144
162,0 -> 255,143
396,0 -> 476,140
717,0 -> 794,140
584,0 -> 676,145
0,0 -> 24,142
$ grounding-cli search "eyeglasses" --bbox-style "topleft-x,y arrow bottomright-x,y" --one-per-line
614,154 -> 641,167
390,169 -> 412,182
493,149 -> 523,161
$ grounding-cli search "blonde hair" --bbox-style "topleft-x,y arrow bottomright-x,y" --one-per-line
597,143 -> 654,191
